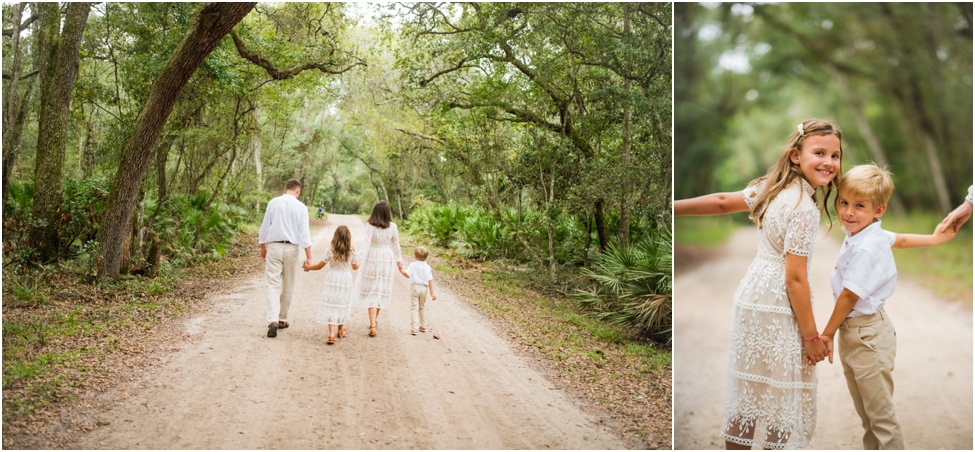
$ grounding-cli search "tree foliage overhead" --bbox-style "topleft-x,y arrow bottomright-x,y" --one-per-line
2,1 -> 673,314
675,3 -> 972,213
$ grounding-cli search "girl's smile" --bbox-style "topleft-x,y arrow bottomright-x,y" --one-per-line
790,134 -> 842,188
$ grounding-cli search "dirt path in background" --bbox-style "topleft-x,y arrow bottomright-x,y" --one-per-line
674,227 -> 973,449
72,214 -> 625,449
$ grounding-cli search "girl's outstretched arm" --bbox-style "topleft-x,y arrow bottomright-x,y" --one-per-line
674,191 -> 749,216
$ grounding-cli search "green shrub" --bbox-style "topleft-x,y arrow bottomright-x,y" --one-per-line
573,228 -> 673,343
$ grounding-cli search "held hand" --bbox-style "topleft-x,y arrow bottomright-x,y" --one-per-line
821,334 -> 835,364
305,259 -> 314,268
802,339 -> 828,365
939,201 -> 973,233
932,221 -> 958,245
301,262 -> 310,272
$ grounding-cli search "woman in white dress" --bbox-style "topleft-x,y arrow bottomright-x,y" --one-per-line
353,201 -> 402,337
674,119 -> 842,449
302,225 -> 360,344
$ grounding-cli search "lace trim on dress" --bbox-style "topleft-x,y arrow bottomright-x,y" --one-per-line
720,432 -> 807,450
728,369 -> 816,390
734,300 -> 794,315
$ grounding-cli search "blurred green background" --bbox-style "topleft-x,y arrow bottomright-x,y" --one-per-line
675,3 -> 973,301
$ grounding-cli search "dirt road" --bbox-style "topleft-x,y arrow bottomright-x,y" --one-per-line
76,214 -> 625,449
674,227 -> 973,449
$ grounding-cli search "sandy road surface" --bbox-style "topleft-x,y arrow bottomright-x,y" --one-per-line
675,227 -> 972,450
76,214 -> 625,449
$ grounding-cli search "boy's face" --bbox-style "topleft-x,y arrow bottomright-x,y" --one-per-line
837,189 -> 886,236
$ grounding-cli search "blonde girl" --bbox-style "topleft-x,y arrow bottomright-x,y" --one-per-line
303,225 -> 360,344
675,119 -> 842,449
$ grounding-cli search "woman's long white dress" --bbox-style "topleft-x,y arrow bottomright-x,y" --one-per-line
720,178 -> 820,450
315,249 -> 359,326
352,222 -> 401,309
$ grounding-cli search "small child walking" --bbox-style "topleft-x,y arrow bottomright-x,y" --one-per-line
399,246 -> 437,337
819,164 -> 955,449
303,225 -> 360,345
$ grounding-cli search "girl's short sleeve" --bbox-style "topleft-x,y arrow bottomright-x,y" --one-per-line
743,182 -> 763,209
784,208 -> 820,257
320,249 -> 334,263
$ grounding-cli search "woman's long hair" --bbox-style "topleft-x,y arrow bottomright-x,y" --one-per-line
367,200 -> 392,229
331,226 -> 352,262
748,119 -> 843,231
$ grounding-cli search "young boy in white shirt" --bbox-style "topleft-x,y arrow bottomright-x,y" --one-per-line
399,246 -> 438,337
819,164 -> 956,449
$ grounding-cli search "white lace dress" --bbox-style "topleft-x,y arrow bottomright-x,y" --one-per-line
352,222 -> 401,309
721,178 -> 820,449
315,250 -> 360,326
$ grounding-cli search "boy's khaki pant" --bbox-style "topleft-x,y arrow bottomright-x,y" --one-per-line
838,307 -> 904,450
410,283 -> 429,330
265,242 -> 299,324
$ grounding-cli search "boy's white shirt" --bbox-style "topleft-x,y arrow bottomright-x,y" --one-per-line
406,260 -> 434,286
829,220 -> 897,318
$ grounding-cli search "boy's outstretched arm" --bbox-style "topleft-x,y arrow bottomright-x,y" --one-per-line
893,223 -> 957,249
303,261 -> 326,271
820,288 -> 860,364
674,191 -> 749,216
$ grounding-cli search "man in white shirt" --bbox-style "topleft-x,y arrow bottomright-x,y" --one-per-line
258,179 -> 313,338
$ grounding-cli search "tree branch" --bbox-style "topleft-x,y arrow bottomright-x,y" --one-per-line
230,29 -> 365,80
394,127 -> 445,144
2,69 -> 39,81
2,12 -> 38,37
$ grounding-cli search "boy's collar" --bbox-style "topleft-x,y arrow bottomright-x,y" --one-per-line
845,219 -> 883,240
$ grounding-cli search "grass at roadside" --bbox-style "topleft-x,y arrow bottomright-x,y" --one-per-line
402,234 -> 672,449
1,229 -> 264,449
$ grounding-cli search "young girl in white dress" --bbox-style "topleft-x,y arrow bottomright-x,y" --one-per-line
352,201 -> 402,337
674,119 -> 842,449
302,225 -> 360,344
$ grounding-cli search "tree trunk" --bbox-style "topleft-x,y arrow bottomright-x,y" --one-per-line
253,133 -> 263,212
594,199 -> 608,252
29,2 -> 92,262
2,3 -> 25,141
97,2 -> 256,279
154,131 -> 178,210
619,2 -> 632,247
829,67 -> 905,214
2,70 -> 36,215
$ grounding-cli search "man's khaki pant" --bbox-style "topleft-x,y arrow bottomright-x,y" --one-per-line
265,242 -> 299,324
839,307 -> 904,450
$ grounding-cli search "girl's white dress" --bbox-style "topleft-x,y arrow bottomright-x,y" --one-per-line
352,222 -> 401,309
721,178 -> 820,450
316,249 -> 360,326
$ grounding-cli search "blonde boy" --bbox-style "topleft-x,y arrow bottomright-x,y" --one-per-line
399,247 -> 437,336
820,164 -> 955,449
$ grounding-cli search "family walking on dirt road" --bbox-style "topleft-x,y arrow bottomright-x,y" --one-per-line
257,179 -> 438,344
675,119 -> 969,450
